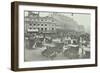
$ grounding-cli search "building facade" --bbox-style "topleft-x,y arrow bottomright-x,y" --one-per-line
24,11 -> 56,34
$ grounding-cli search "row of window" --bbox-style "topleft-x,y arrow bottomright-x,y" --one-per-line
29,24 -> 55,26
30,24 -> 46,26
29,27 -> 55,31
25,18 -> 54,22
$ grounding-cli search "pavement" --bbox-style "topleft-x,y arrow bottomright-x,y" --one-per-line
24,47 -> 68,62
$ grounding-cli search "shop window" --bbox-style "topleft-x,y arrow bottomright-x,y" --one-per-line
45,24 -> 47,26
52,28 -> 54,30
41,28 -> 43,31
41,19 -> 43,21
45,28 -> 47,31
41,24 -> 43,26
29,27 -> 32,29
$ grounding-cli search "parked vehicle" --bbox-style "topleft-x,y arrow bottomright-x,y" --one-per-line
63,44 -> 79,59
41,47 -> 57,60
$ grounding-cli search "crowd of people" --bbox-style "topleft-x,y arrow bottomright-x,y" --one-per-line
24,31 -> 90,59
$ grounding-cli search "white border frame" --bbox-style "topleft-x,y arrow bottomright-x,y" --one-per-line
18,5 -> 96,68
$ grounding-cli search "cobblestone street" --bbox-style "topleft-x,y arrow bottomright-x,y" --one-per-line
24,47 -> 68,61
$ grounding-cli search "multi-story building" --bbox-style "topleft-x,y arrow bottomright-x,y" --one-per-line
24,11 -> 56,34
